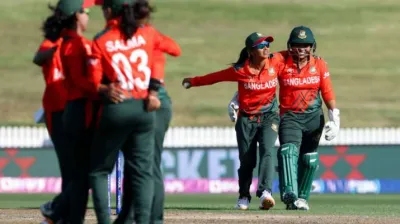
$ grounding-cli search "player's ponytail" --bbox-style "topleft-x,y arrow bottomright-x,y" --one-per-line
120,4 -> 137,40
232,47 -> 249,66
120,1 -> 154,40
41,4 -> 77,42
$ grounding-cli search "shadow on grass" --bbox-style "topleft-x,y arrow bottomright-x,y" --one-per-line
166,206 -> 230,211
165,206 -> 288,211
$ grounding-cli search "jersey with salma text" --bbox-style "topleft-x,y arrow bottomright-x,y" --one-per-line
88,19 -> 173,100
37,38 -> 67,112
278,51 -> 335,115
190,55 -> 282,115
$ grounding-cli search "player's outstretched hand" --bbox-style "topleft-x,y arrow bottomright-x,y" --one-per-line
182,78 -> 192,89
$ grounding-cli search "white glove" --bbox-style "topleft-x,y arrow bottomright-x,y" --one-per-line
228,92 -> 239,122
324,108 -> 340,141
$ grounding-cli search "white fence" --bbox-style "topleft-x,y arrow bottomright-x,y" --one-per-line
0,126 -> 399,148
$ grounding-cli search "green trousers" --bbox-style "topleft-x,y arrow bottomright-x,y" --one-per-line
279,110 -> 324,158
50,98 -> 97,224
125,89 -> 172,223
89,98 -> 155,224
278,109 -> 325,201
235,111 -> 279,199
151,98 -> 172,224
45,110 -> 71,212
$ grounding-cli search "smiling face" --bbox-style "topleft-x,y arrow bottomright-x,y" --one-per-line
250,41 -> 270,60
289,43 -> 312,60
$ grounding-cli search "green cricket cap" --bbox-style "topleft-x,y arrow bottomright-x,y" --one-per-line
58,0 -> 95,16
245,32 -> 274,49
288,25 -> 315,44
101,0 -> 136,12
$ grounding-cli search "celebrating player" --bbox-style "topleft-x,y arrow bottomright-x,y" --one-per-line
277,25 -> 339,210
34,3 -> 69,221
228,26 -> 340,210
182,32 -> 281,210
86,0 -> 175,223
39,0 -> 97,223
150,32 -> 181,223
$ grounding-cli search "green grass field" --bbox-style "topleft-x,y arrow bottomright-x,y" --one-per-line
0,0 -> 399,127
1,194 -> 400,223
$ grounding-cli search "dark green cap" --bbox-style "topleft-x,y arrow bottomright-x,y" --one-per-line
287,25 -> 315,44
58,0 -> 95,16
245,32 -> 274,49
102,0 -> 135,12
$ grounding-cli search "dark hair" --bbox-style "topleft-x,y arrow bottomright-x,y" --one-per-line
41,4 -> 77,42
115,0 -> 154,40
232,47 -> 250,66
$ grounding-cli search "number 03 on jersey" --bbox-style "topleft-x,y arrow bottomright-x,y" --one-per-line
111,49 -> 151,91
88,23 -> 174,100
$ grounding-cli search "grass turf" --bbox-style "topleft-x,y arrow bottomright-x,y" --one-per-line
0,193 -> 399,217
0,0 -> 399,127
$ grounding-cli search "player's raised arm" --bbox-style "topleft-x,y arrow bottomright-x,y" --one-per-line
182,67 -> 239,88
156,31 -> 181,57
183,31 -> 280,211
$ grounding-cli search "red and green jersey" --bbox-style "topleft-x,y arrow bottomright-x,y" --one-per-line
152,32 -> 181,100
88,19 -> 173,100
60,29 -> 97,101
36,38 -> 67,112
278,51 -> 335,115
190,55 -> 282,114
152,32 -> 181,85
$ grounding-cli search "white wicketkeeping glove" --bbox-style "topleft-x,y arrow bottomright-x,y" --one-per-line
324,108 -> 340,141
228,91 -> 239,122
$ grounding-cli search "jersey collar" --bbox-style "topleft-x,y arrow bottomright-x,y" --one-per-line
243,58 -> 270,75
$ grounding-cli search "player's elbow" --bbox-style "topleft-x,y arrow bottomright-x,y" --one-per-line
322,93 -> 335,104
173,47 -> 182,57
167,46 -> 181,57
32,55 -> 44,67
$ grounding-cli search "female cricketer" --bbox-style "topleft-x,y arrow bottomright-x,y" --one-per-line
277,25 -> 340,210
182,32 -> 282,211
40,0 -> 97,223
151,33 -> 181,223
33,5 -> 69,219
86,0 -> 173,223
115,16 -> 181,224
227,26 -> 340,211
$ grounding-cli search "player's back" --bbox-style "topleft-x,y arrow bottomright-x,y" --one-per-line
94,24 -> 160,99
38,38 -> 67,112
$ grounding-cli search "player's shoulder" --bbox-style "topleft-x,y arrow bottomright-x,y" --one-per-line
270,51 -> 287,62
93,27 -> 113,42
61,36 -> 89,56
313,55 -> 328,65
37,39 -> 58,52
140,23 -> 155,31
138,24 -> 160,38
40,39 -> 56,48
81,35 -> 91,45
233,62 -> 245,72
